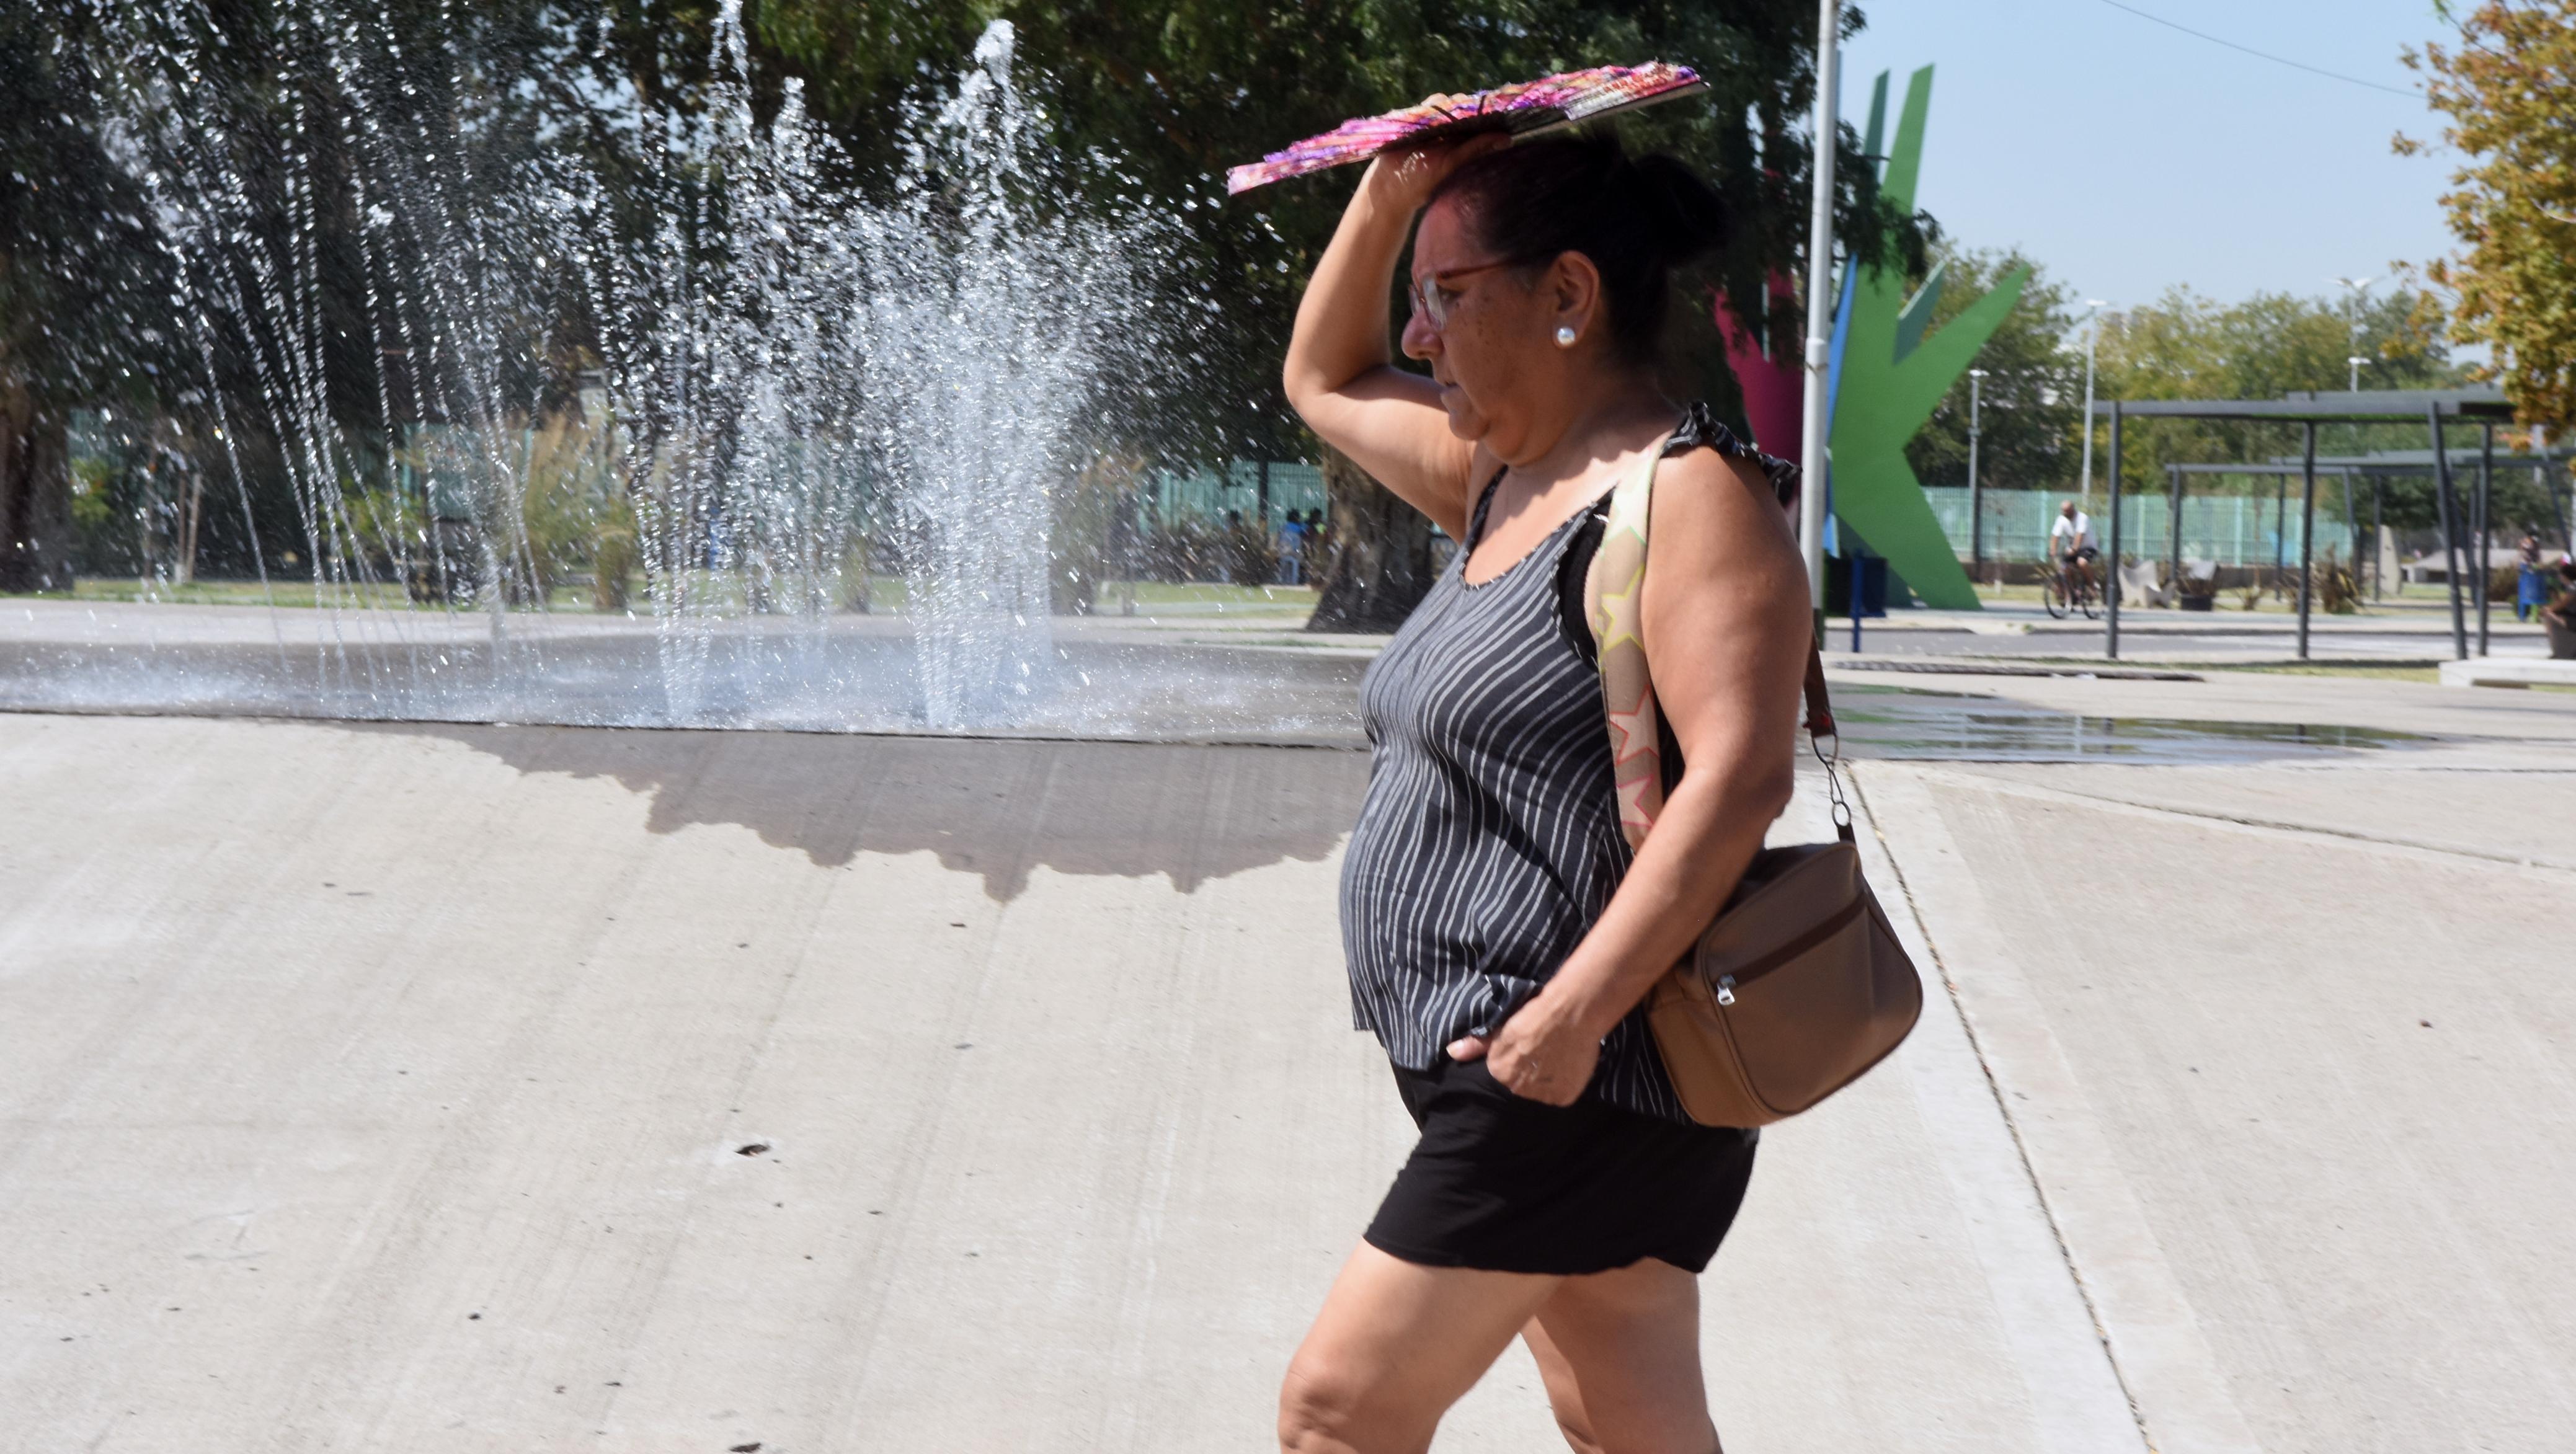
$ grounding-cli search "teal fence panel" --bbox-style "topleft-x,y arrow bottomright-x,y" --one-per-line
1918,486 -> 2364,568
1147,461 -> 1327,527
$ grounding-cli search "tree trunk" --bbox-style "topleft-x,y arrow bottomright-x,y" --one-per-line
1307,445 -> 1437,632
0,377 -> 74,593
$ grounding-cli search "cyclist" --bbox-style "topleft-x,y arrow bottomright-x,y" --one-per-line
2051,500 -> 2099,599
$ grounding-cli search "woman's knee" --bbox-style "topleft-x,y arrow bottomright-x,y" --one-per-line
1549,1409 -> 1606,1454
1277,1349 -> 1394,1453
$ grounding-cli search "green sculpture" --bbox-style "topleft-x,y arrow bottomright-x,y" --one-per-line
1829,66 -> 2027,611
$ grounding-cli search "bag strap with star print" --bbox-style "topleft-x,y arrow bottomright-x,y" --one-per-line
1583,439 -> 1852,853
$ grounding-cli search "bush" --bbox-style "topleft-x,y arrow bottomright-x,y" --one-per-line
2316,559 -> 2361,614
1050,454 -> 1140,614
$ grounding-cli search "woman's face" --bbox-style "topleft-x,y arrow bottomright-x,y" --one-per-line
1400,197 -> 1567,451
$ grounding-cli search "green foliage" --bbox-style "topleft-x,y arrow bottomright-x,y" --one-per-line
0,5 -> 178,413
1049,453 -> 1135,613
2100,286 -> 2456,404
16,0 -> 1929,540
508,411 -> 625,605
2092,285 -> 2469,525
2401,1 -> 2576,426
755,0 -> 1927,459
68,456 -> 119,557
1904,247 -> 2084,494
2317,556 -> 2361,614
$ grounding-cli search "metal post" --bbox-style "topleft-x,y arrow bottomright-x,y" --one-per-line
2371,475 -> 2384,600
2167,462 -> 2184,596
2476,423 -> 2494,656
1966,368 -> 1986,582
1797,0 -> 1841,627
2272,469 -> 2287,588
2428,404 -> 2467,661
2543,426 -> 2570,552
2078,308 -> 2102,509
2341,466 -> 2358,587
2296,422 -> 2317,660
2105,401 -> 2123,659
1849,553 -> 1863,652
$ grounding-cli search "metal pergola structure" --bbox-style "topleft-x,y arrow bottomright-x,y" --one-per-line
2169,451 -> 2560,572
2087,389 -> 2522,661
2169,451 -> 2569,637
2162,462 -> 2360,584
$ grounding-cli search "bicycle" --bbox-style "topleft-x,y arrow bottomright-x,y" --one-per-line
2041,557 -> 2100,620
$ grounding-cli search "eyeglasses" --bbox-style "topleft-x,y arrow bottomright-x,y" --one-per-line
1408,259 -> 1522,330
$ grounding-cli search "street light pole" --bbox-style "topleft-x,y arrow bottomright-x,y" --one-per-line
1797,0 -> 1841,627
2334,276 -> 2375,391
2077,299 -> 2107,509
1966,368 -> 1988,583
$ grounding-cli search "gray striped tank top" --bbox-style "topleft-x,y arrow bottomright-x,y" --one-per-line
1339,409 -> 1792,1122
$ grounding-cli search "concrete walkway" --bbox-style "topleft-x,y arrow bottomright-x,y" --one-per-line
1,712 -> 2135,1452
1854,750 -> 2576,1453
4,675 -> 2569,1450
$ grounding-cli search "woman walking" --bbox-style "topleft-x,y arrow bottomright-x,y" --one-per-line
1276,133 -> 1812,1454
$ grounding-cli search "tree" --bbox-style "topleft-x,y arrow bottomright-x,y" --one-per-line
756,0 -> 1925,626
2399,1 -> 2576,426
1309,445 -> 1441,631
0,5 -> 177,591
14,0 -> 1927,624
2090,286 -> 2471,541
1908,262 -> 2491,551
1903,248 -> 2083,496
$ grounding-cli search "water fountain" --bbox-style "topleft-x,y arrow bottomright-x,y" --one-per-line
4,0 -> 1354,740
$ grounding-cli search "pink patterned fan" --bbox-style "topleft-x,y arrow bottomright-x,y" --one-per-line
1225,63 -> 1707,195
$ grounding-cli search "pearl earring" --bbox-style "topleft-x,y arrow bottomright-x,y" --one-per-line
1555,326 -> 1578,347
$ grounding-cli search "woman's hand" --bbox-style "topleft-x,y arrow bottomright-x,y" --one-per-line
1447,992 -> 1600,1107
1359,131 -> 1509,219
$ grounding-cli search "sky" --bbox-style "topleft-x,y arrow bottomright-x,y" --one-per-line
1836,0 -> 2464,315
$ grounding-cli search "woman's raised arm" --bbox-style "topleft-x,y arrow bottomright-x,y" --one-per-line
1281,141 -> 1499,539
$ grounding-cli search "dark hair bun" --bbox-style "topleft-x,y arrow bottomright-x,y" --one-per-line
1628,151 -> 1732,265
1428,134 -> 1728,365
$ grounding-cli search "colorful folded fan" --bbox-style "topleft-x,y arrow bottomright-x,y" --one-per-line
1225,63 -> 1706,195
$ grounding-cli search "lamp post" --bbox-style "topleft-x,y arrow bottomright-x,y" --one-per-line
1797,0 -> 1841,627
1966,368 -> 1988,582
2334,276 -> 2375,391
2077,299 -> 2108,508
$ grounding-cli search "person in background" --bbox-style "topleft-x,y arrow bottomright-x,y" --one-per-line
1279,510 -> 1309,585
2051,500 -> 2099,597
2543,556 -> 2576,658
2516,531 -> 2545,621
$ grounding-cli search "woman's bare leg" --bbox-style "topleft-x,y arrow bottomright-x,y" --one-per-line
1519,1259 -> 1718,1454
1279,1243 -> 1562,1454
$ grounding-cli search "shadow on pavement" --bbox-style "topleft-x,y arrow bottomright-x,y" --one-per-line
362,721 -> 1370,900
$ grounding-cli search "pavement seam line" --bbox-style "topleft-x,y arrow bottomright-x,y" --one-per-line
1846,763 -> 2160,1454
1901,764 -> 2576,876
1851,765 -> 2282,1454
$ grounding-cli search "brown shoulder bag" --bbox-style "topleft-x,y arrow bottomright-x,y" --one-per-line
1584,445 -> 1922,1128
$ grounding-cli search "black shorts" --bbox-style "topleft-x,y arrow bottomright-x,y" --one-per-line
2061,545 -> 2099,562
1363,1055 -> 1757,1275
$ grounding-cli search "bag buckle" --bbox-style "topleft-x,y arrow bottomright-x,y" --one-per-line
1715,975 -> 1737,1007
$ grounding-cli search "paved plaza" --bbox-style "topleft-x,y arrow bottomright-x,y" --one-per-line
2,603 -> 2572,1452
